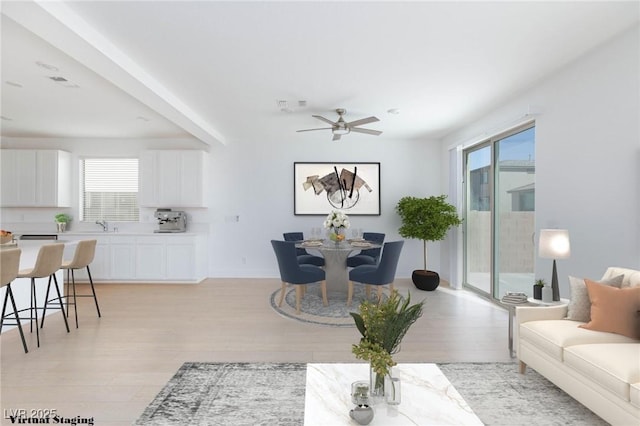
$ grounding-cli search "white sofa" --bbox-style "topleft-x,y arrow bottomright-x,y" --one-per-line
516,267 -> 640,426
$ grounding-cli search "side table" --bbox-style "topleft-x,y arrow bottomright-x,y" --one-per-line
503,298 -> 568,357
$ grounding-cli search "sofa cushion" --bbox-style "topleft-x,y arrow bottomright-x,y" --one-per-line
563,343 -> 640,402
519,319 -> 638,361
579,279 -> 640,339
566,274 -> 624,322
631,383 -> 640,409
601,266 -> 640,289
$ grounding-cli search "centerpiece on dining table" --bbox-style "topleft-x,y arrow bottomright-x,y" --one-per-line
324,210 -> 350,244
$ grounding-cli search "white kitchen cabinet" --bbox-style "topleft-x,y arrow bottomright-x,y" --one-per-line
139,150 -> 205,208
110,237 -> 136,280
57,233 -> 205,282
136,237 -> 166,279
0,149 -> 70,207
166,240 -> 196,280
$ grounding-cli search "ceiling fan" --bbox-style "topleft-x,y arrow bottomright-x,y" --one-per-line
297,108 -> 382,141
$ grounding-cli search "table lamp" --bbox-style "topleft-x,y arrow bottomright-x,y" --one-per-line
538,229 -> 570,301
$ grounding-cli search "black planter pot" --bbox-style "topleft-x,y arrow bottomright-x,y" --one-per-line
412,270 -> 440,291
533,285 -> 543,300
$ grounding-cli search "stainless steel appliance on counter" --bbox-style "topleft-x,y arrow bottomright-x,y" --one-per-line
154,209 -> 187,233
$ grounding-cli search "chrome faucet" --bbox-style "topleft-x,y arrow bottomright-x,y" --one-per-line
96,220 -> 108,232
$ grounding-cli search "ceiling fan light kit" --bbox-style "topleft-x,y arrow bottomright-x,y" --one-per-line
297,108 -> 382,141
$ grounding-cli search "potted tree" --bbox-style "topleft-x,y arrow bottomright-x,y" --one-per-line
396,195 -> 462,291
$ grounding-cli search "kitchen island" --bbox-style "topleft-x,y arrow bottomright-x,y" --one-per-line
1,239 -> 76,334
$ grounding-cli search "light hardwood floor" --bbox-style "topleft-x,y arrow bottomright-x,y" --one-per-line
0,278 -> 512,425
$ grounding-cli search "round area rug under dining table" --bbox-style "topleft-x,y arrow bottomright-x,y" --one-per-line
269,282 -> 391,327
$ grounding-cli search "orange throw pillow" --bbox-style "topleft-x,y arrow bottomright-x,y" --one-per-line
579,279 -> 640,339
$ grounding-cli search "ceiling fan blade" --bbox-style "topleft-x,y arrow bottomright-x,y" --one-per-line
346,116 -> 379,127
332,133 -> 342,141
351,127 -> 383,136
312,115 -> 337,126
296,127 -> 333,132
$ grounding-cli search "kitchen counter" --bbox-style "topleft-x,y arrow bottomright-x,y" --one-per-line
0,240 -> 74,334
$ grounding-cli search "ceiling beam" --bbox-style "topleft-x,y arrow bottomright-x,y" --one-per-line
1,0 -> 227,146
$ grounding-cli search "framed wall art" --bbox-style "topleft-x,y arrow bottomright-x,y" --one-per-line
294,162 -> 381,215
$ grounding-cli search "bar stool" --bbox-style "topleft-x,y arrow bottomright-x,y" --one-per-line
1,248 -> 28,353
54,240 -> 101,328
17,243 -> 69,347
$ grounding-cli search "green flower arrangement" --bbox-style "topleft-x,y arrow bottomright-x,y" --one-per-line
350,291 -> 424,394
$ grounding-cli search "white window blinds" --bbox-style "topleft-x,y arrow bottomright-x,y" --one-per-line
81,158 -> 139,222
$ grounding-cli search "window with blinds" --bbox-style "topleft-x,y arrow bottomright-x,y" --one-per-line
81,158 -> 139,222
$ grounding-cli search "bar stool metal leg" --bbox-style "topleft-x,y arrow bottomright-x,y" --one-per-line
1,284 -> 28,353
40,274 -> 70,332
86,266 -> 101,318
31,277 -> 40,347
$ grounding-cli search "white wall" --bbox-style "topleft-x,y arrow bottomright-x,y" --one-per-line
206,135 -> 443,278
441,25 -> 640,294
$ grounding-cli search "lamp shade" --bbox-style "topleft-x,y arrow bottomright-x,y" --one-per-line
538,229 -> 571,259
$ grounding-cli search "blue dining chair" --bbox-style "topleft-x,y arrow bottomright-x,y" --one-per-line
271,240 -> 328,314
346,232 -> 385,267
283,232 -> 325,267
348,240 -> 404,306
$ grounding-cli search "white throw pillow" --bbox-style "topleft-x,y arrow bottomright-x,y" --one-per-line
565,274 -> 624,322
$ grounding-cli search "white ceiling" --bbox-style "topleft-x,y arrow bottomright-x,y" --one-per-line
1,1 -> 638,146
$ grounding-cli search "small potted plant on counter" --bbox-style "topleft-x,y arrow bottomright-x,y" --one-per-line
533,279 -> 545,300
55,213 -> 72,233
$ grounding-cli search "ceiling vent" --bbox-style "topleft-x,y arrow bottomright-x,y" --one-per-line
48,76 -> 80,88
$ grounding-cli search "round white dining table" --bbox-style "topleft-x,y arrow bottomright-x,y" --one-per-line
298,241 -> 381,294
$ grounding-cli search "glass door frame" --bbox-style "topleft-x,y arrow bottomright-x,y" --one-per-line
462,121 -> 535,301
463,141 -> 494,298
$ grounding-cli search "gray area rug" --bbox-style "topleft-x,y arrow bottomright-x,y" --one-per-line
269,283 -> 398,327
135,363 -> 306,426
135,362 -> 607,426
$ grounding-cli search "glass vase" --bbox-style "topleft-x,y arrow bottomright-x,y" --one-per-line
329,227 -> 345,245
369,364 -> 387,400
385,374 -> 401,405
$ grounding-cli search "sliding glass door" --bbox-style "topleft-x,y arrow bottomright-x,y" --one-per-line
464,144 -> 492,295
463,123 -> 535,300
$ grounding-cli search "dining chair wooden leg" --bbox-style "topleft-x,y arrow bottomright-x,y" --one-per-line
365,285 -> 371,299
278,281 -> 287,307
347,281 -> 354,307
321,280 -> 328,307
295,285 -> 303,314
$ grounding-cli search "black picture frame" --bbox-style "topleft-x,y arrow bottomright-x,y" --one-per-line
294,162 -> 381,215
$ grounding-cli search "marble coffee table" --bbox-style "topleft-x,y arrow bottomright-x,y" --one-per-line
304,363 -> 482,425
